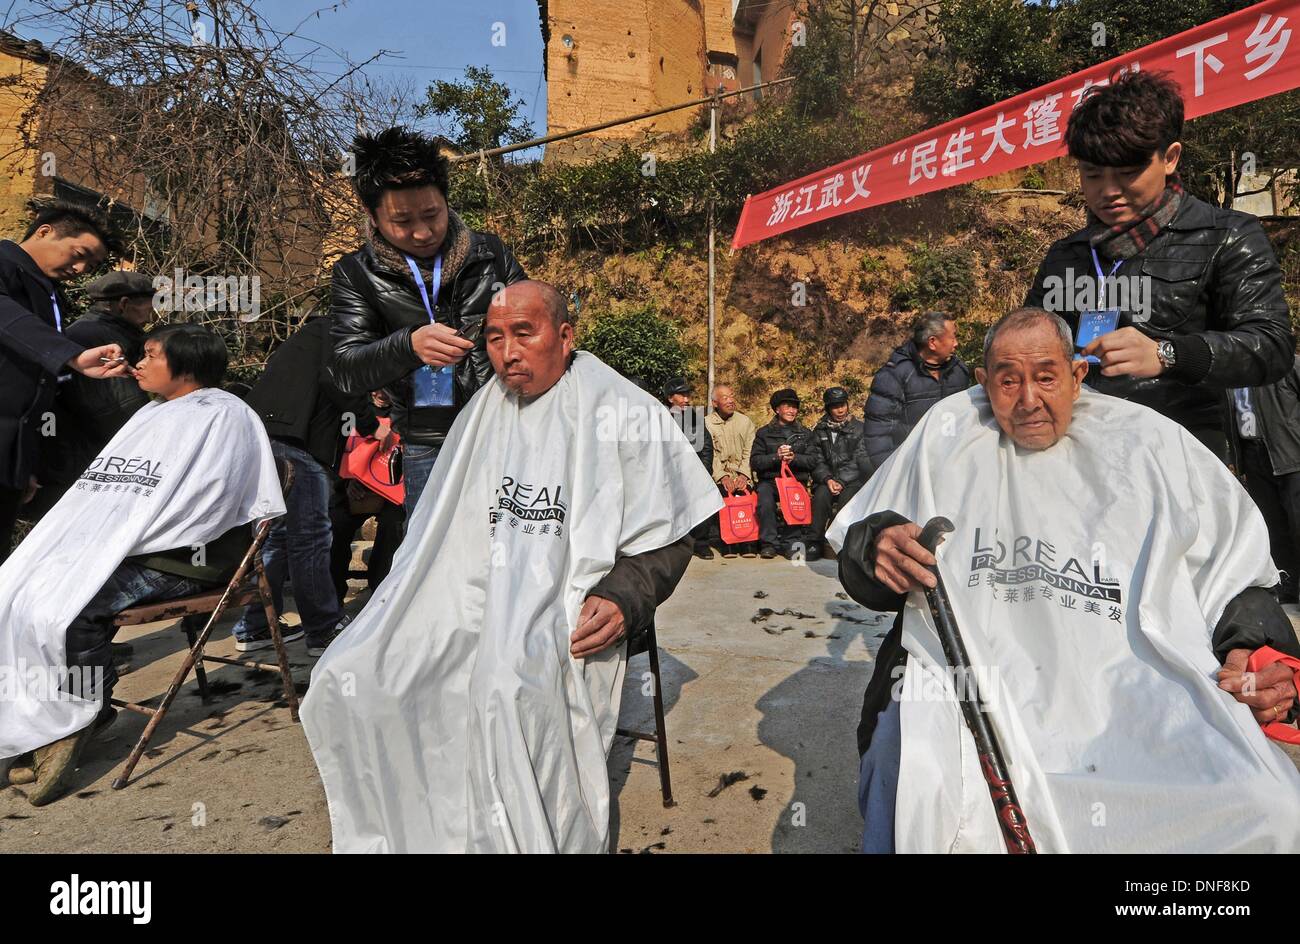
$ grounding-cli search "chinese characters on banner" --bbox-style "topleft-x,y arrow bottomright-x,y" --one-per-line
731,0 -> 1299,249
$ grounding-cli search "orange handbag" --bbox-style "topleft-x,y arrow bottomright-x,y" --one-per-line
339,421 -> 405,506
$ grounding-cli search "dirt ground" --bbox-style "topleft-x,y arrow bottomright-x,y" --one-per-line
2,554 -> 1297,853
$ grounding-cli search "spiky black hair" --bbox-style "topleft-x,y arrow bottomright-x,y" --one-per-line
23,198 -> 122,256
351,126 -> 450,210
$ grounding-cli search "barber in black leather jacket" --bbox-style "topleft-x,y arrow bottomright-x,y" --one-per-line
1026,71 -> 1293,460
329,127 -> 527,518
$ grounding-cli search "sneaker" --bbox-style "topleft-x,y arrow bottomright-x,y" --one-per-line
694,545 -> 715,560
805,546 -> 823,562
759,546 -> 778,560
235,618 -> 304,653
720,547 -> 739,559
306,615 -> 352,657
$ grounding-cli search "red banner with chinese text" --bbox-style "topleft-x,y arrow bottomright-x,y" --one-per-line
731,0 -> 1300,248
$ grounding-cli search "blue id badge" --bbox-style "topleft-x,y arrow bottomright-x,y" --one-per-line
405,252 -> 455,407
1076,308 -> 1120,364
413,364 -> 455,407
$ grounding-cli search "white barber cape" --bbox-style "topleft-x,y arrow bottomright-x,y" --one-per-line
0,388 -> 284,758
827,385 -> 1300,853
302,352 -> 722,853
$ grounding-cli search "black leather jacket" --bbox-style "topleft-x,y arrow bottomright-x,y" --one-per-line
1027,194 -> 1294,434
328,229 -> 526,446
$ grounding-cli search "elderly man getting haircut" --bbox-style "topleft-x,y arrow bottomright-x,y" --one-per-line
828,307 -> 1300,854
0,325 -> 284,805
303,281 -> 721,853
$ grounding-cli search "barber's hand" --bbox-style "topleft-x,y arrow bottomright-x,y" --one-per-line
872,522 -> 937,595
69,343 -> 130,378
21,475 -> 38,504
411,323 -> 473,368
828,479 -> 843,496
1083,327 -> 1163,378
1218,648 -> 1298,724
571,595 -> 627,658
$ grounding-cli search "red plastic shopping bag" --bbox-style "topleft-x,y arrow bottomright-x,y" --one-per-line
719,487 -> 759,544
775,459 -> 812,525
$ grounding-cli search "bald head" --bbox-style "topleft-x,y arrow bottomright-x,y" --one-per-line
712,384 -> 736,418
484,279 -> 576,399
489,280 -> 570,328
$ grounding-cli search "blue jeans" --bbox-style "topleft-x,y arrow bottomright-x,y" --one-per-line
233,440 -> 340,640
858,698 -> 901,854
401,442 -> 441,523
66,561 -> 211,702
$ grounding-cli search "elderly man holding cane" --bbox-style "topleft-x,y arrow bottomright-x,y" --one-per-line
829,307 -> 1300,854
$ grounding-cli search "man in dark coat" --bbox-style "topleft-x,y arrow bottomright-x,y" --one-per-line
860,312 -> 972,473
30,270 -> 154,516
235,315 -> 381,656
1025,70 -> 1293,461
811,386 -> 866,556
751,387 -> 819,560
0,201 -> 131,562
329,126 -> 527,522
1230,357 -> 1300,603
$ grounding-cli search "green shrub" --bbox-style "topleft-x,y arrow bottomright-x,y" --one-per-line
892,243 -> 977,312
577,302 -> 689,392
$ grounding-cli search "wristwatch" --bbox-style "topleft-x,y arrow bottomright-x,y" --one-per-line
1156,340 -> 1177,372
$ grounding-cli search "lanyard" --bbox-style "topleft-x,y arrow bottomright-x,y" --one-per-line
50,292 -> 62,333
404,254 -> 443,324
1089,247 -> 1123,309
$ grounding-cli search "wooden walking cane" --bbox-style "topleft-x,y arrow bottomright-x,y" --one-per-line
917,516 -> 1037,854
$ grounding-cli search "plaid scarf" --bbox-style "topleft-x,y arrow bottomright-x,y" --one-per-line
367,206 -> 473,288
1087,174 -> 1185,260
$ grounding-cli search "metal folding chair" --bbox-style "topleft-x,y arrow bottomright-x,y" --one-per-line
108,461 -> 298,789
616,620 -> 674,808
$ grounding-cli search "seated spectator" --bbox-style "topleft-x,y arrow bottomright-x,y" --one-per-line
706,384 -> 757,558
860,311 -> 971,474
751,388 -> 818,560
0,324 -> 284,805
811,386 -> 866,557
29,270 -> 155,518
663,377 -> 714,559
233,314 -> 379,656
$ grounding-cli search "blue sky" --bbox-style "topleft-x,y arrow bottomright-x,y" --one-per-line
1,0 -> 548,155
